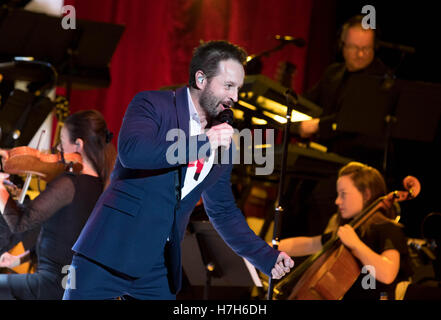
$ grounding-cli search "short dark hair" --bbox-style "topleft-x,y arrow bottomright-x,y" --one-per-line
339,14 -> 379,49
189,40 -> 247,89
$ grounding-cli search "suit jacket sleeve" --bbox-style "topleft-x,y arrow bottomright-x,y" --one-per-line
201,163 -> 279,276
118,91 -> 211,170
117,92 -> 177,169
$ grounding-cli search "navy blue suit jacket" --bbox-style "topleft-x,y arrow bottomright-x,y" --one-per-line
73,87 -> 279,293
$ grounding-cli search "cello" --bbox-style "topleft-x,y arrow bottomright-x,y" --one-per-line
272,175 -> 420,300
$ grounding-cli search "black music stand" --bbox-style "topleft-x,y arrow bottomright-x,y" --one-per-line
336,74 -> 400,138
0,89 -> 55,148
58,17 -> 125,96
182,220 -> 262,300
336,75 -> 441,172
335,74 -> 400,172
391,79 -> 441,143
0,8 -> 77,67
0,7 -> 124,96
337,75 -> 441,143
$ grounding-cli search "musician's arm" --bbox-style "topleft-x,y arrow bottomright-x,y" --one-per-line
0,174 -> 75,233
349,244 -> 399,285
278,235 -> 322,257
338,225 -> 400,284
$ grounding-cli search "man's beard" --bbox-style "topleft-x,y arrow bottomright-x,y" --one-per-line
199,86 -> 221,120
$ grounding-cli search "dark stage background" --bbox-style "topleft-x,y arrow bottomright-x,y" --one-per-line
62,0 -> 440,238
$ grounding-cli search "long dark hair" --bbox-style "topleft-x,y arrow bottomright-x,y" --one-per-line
64,109 -> 116,188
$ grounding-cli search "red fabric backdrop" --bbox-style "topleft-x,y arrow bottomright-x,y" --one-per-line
63,0 -> 336,142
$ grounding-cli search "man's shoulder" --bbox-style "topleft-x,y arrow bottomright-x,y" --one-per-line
129,87 -> 186,111
132,89 -> 175,101
311,62 -> 346,86
323,62 -> 346,75
365,58 -> 389,75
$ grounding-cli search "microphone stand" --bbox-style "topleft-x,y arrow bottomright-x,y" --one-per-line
246,43 -> 286,74
267,89 -> 297,300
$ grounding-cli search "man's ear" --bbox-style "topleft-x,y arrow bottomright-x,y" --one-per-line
195,70 -> 206,89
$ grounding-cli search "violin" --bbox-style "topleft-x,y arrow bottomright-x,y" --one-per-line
0,146 -> 82,275
2,146 -> 83,182
272,176 -> 421,300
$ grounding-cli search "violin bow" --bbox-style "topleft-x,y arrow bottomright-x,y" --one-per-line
17,130 -> 46,204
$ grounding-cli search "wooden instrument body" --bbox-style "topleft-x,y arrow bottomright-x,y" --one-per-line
288,243 -> 360,300
273,176 -> 420,300
4,146 -> 82,182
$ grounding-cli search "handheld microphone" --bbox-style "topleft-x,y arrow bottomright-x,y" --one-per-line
275,35 -> 306,47
215,108 -> 234,164
217,108 -> 234,126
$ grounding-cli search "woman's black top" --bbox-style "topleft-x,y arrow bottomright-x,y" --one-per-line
3,172 -> 103,274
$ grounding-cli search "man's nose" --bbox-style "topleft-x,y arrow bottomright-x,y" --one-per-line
229,88 -> 238,103
357,50 -> 365,57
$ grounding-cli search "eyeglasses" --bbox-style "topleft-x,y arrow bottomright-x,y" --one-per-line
343,43 -> 373,54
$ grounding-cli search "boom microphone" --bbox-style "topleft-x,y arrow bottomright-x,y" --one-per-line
275,35 -> 306,47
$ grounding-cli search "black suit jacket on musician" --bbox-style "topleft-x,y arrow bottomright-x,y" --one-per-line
303,58 -> 391,168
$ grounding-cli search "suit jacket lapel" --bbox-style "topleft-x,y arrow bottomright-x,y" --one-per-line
175,86 -> 189,136
174,87 -> 190,196
174,86 -> 229,200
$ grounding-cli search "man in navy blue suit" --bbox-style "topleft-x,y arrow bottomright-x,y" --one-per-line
63,40 -> 294,300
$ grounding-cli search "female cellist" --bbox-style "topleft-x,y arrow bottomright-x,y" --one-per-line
0,109 -> 116,299
278,161 -> 413,299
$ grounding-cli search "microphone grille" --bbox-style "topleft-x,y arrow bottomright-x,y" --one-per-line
218,108 -> 234,125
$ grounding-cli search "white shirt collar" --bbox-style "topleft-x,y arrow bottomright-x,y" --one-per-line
187,88 -> 200,121
187,87 -> 202,135
181,87 -> 215,200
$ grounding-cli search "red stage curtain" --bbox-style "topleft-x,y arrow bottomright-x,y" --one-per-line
62,0 -> 336,141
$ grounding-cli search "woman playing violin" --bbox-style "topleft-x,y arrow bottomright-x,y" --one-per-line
278,162 -> 413,299
0,109 -> 116,299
